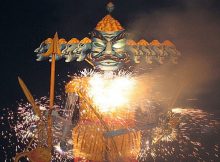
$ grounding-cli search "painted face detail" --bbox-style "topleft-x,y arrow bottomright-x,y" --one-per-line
89,30 -> 129,71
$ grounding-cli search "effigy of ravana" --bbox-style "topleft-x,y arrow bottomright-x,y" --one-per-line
15,2 -> 181,162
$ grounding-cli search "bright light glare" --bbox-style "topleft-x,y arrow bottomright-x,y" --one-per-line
88,74 -> 135,112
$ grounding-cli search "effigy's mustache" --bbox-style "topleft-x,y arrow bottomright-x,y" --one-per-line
89,53 -> 129,62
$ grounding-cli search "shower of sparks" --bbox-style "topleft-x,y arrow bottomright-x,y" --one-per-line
1,70 -> 220,161
0,95 -> 73,161
138,108 -> 220,162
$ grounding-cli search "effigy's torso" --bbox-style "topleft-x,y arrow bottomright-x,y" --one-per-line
65,74 -> 159,161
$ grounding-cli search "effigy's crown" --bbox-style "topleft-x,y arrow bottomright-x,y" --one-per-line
150,40 -> 161,46
58,38 -> 67,44
95,14 -> 124,32
163,40 -> 175,46
80,37 -> 92,44
137,39 -> 149,46
44,38 -> 53,44
68,38 -> 80,44
126,40 -> 137,46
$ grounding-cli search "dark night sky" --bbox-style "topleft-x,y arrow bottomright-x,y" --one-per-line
0,0 -> 220,161
0,0 -> 220,111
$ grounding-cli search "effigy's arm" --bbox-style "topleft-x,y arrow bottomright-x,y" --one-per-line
50,80 -> 81,152
50,92 -> 79,153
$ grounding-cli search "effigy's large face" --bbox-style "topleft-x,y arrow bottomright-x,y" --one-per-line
85,14 -> 130,71
89,30 -> 128,71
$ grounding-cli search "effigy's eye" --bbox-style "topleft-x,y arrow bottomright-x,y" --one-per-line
92,52 -> 102,58
41,43 -> 46,47
79,43 -> 84,47
112,42 -> 125,49
112,39 -> 125,49
93,42 -> 105,48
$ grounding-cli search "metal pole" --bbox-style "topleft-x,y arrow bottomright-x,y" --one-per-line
47,52 -> 56,148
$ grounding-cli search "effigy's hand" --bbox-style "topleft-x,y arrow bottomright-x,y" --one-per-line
60,140 -> 69,152
152,111 -> 181,144
15,147 -> 51,162
53,139 -> 73,158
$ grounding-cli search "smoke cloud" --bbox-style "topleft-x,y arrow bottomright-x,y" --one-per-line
127,0 -> 220,110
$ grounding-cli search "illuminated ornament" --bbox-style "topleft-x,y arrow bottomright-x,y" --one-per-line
106,1 -> 115,13
95,2 -> 123,32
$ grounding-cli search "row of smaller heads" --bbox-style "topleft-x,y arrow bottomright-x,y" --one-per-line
43,37 -> 176,47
